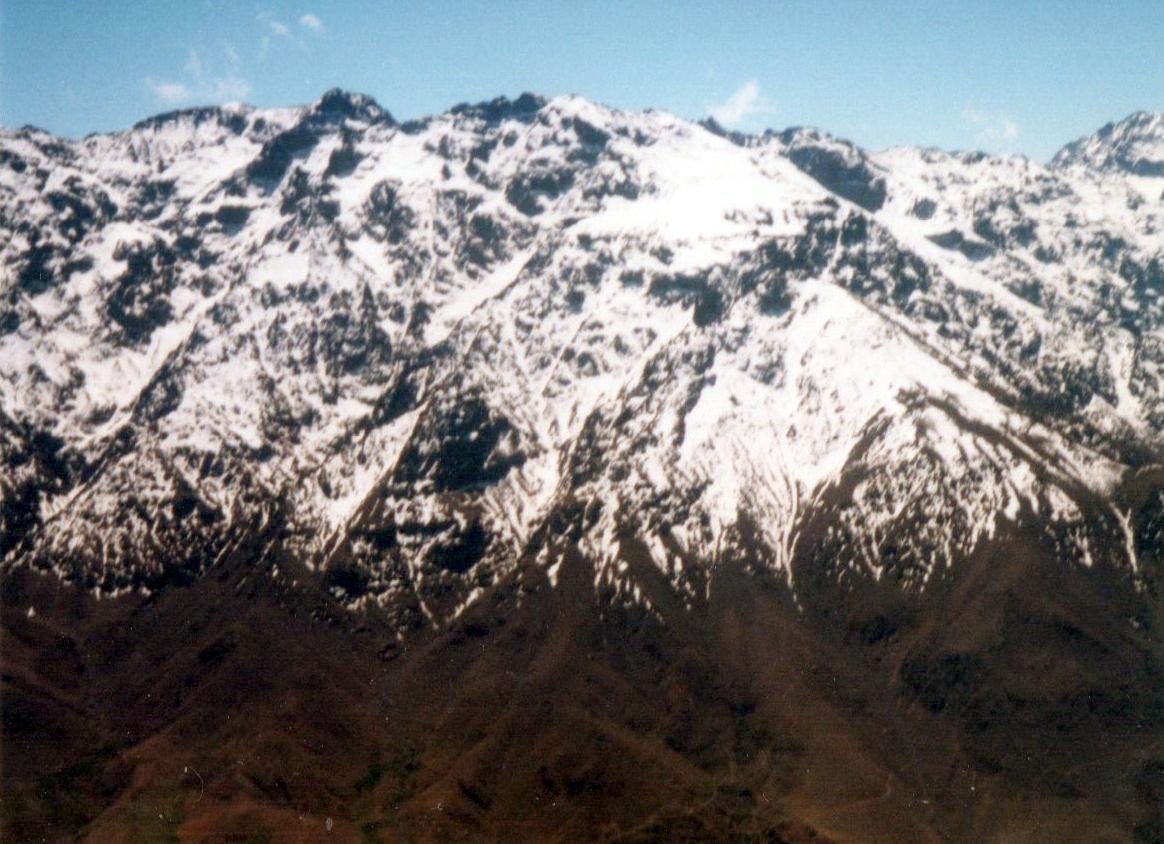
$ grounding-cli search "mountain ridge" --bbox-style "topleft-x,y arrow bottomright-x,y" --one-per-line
2,91 -> 1163,842
3,92 -> 1161,608
16,88 -> 1164,169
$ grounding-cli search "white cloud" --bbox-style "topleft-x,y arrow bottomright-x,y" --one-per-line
708,80 -> 771,128
257,12 -> 292,47
962,107 -> 1019,144
147,81 -> 192,105
145,48 -> 251,107
257,10 -> 320,56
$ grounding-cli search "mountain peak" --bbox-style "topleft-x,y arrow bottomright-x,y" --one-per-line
1051,110 -> 1164,176
129,102 -> 254,135
309,88 -> 392,125
448,92 -> 547,125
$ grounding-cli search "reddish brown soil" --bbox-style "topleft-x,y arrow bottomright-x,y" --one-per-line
2,531 -> 1161,842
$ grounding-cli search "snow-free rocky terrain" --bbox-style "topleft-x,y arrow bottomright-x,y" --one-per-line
2,93 -> 1163,842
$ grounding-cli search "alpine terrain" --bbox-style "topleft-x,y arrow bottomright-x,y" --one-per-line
2,91 -> 1162,842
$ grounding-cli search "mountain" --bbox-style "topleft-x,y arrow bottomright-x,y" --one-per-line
2,92 -> 1162,842
1053,111 -> 1164,178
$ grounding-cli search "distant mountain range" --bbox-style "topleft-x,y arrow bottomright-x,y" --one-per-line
2,92 -> 1162,842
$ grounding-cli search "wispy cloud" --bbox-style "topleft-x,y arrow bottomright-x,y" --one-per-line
147,81 -> 192,105
257,11 -> 292,56
257,11 -> 292,39
145,47 -> 250,106
962,107 -> 1019,144
257,10 -> 322,57
708,80 -> 771,128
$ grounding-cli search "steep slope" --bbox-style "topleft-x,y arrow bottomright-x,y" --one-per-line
3,96 -> 1161,610
2,95 -> 1163,841
1053,111 -> 1164,178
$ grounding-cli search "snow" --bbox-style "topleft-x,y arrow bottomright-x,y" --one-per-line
426,248 -> 533,344
2,96 -> 1159,621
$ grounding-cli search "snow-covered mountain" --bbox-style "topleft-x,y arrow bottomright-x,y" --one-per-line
4,91 -> 1164,843
1053,110 -> 1164,178
2,91 -> 1162,629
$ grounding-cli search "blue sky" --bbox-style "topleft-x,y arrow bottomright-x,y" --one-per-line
2,1 -> 1161,161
